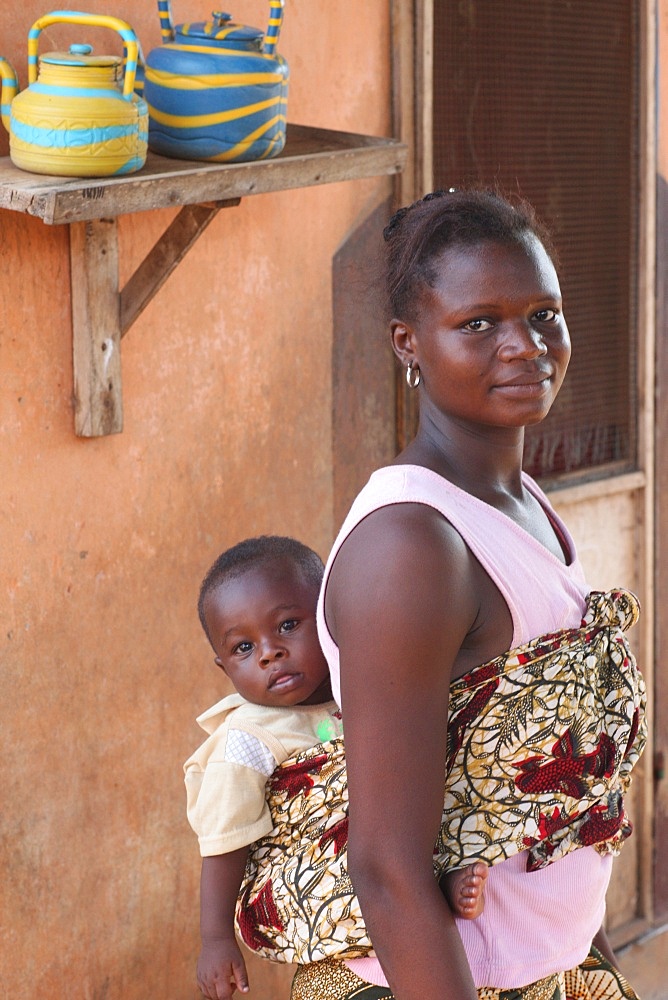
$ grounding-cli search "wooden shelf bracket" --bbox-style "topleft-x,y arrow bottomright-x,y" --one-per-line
1,125 -> 407,437
69,199 -> 239,437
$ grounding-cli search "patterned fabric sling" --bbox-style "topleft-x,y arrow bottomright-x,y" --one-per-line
290,945 -> 641,1000
235,590 -> 647,965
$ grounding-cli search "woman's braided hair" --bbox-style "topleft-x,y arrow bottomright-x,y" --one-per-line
383,188 -> 557,321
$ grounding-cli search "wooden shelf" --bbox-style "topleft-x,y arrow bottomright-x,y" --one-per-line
0,124 -> 407,225
0,124 -> 406,437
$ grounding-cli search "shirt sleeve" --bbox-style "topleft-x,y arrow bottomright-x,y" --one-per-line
184,728 -> 278,857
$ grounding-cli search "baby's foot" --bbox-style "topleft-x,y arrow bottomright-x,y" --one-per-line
442,862 -> 488,919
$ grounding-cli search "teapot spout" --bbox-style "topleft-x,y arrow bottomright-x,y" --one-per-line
0,58 -> 18,133
157,0 -> 176,44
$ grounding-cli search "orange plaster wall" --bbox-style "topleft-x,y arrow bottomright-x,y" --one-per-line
0,3 -> 394,997
661,1 -> 668,179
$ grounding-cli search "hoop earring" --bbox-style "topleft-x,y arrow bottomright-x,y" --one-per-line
406,361 -> 421,389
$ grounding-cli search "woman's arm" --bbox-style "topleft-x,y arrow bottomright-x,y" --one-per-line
328,503 -> 481,1000
592,924 -> 617,967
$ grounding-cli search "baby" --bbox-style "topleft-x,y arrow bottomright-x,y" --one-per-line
185,535 -> 485,1000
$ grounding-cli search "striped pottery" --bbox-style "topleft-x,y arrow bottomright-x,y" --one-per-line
143,1 -> 288,163
0,11 -> 147,177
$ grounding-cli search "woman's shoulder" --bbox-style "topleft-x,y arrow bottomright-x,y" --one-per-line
349,463 -> 468,517
332,465 -> 460,556
332,475 -> 474,588
333,465 -> 486,562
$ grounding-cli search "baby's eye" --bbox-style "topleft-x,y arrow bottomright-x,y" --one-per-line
534,308 -> 558,322
232,640 -> 253,655
279,619 -> 299,633
463,318 -> 493,332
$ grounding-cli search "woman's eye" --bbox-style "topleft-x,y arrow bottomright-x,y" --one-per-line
232,640 -> 253,654
534,308 -> 558,322
279,619 -> 299,633
463,318 -> 493,332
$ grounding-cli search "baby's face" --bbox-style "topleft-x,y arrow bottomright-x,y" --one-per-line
203,559 -> 331,707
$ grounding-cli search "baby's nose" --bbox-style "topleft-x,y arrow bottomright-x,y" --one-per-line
259,642 -> 285,665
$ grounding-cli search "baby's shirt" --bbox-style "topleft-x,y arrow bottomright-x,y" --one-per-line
184,693 -> 342,857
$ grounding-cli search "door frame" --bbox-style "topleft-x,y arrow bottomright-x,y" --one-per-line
390,0 -> 658,942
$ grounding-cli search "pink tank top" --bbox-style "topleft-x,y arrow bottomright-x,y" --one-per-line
316,465 -> 612,990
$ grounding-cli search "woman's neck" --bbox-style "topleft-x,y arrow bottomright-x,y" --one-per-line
396,405 -> 527,502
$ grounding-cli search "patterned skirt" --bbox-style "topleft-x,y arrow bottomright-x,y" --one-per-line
290,946 -> 640,1000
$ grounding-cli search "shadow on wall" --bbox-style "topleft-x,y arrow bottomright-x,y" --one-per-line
332,197 -> 397,526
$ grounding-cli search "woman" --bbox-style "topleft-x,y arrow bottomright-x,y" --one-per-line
290,190 -> 644,999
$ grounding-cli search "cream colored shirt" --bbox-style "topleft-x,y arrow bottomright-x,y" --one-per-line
184,693 -> 343,857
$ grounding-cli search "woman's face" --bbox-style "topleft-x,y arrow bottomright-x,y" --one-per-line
393,236 -> 571,430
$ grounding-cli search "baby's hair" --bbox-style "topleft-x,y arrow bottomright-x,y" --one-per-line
198,535 -> 325,647
383,188 -> 558,321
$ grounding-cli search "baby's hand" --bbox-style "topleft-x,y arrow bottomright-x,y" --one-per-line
197,939 -> 250,1000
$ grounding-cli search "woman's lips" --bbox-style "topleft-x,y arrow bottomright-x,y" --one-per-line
493,374 -> 552,396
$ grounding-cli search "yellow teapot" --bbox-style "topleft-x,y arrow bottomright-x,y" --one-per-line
0,10 -> 147,176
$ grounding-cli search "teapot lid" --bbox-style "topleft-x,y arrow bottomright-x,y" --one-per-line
175,11 -> 263,47
41,43 -> 121,68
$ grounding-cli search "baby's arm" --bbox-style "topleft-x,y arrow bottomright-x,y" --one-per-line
197,847 -> 251,1000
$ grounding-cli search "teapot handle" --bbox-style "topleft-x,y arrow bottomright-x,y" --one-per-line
0,59 -> 18,132
27,11 -> 140,98
157,2 -> 176,44
157,1 -> 283,54
263,0 -> 284,55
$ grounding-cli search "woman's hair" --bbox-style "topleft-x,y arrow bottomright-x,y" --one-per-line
383,188 -> 557,321
197,535 -> 324,645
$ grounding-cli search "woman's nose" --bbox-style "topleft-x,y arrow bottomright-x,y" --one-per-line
497,320 -> 547,361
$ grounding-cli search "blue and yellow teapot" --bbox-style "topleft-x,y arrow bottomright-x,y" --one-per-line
143,1 -> 288,162
0,11 -> 147,177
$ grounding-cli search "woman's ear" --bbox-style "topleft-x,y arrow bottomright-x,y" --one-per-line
390,319 -> 417,369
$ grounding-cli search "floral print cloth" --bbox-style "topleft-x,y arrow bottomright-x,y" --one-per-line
289,946 -> 640,1000
235,590 -> 647,965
